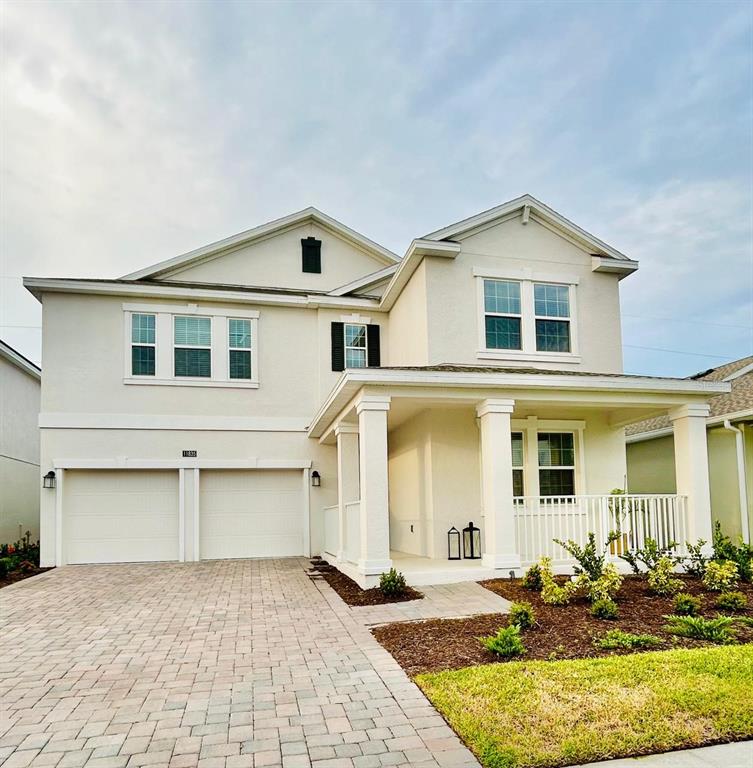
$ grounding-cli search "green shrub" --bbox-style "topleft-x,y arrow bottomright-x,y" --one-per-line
521,564 -> 543,591
735,616 -> 753,628
553,532 -> 621,581
681,539 -> 709,578
0,558 -> 10,579
647,556 -> 683,596
716,591 -> 747,613
379,568 -> 407,597
585,563 -> 623,603
619,536 -> 678,575
480,624 -> 525,658
594,629 -> 662,650
508,601 -> 536,629
539,558 -> 579,606
665,614 -> 735,644
590,598 -> 619,620
712,521 -> 752,582
673,592 -> 701,616
703,560 -> 739,592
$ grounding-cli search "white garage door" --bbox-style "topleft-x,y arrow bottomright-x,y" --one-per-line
65,470 -> 179,564
200,470 -> 303,559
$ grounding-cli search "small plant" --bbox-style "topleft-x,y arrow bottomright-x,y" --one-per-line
703,560 -> 739,592
521,564 -> 543,591
594,629 -> 662,650
509,601 -> 536,629
673,592 -> 701,616
716,591 -> 747,613
584,562 -> 623,603
712,521 -> 752,582
379,568 -> 406,597
735,616 -> 753,628
0,558 -> 9,579
539,558 -> 579,606
647,556 -> 683,596
681,539 -> 709,578
479,624 -> 526,658
553,532 -> 621,581
664,614 -> 735,644
619,536 -> 678,575
590,598 -> 619,620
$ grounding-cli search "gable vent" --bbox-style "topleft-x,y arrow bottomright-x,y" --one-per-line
301,237 -> 322,273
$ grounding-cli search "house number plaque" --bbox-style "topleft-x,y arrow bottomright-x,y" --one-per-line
182,450 -> 198,457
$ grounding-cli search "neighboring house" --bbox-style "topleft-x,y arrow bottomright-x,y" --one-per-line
627,356 -> 752,544
24,195 -> 729,585
0,339 -> 41,544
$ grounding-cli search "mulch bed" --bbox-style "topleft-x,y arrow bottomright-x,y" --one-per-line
373,575 -> 753,676
0,565 -> 52,590
316,563 -> 423,606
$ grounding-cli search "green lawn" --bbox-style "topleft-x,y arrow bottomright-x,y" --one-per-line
416,645 -> 753,768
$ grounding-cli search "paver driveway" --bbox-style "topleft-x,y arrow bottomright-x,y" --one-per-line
0,559 -> 479,768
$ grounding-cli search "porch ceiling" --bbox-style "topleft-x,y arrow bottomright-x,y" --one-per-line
309,366 -> 729,442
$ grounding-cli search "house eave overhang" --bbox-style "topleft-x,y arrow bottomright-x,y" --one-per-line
23,277 -> 383,311
626,408 -> 753,444
0,340 -> 41,380
120,206 -> 400,281
308,367 -> 730,439
328,264 -> 399,297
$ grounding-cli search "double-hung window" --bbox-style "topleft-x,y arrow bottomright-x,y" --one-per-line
344,323 -> 367,368
228,318 -> 252,380
483,280 -> 521,350
131,313 -> 155,376
534,283 -> 571,352
511,432 -> 525,497
174,316 -> 211,378
537,432 -> 575,496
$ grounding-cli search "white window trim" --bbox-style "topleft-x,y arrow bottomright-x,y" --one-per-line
475,273 -> 580,363
129,313 -> 156,378
122,304 -> 260,388
344,322 -> 368,370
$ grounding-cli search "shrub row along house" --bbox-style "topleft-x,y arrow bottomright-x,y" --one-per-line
25,195 -> 729,586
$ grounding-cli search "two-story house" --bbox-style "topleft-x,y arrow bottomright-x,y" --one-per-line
25,195 -> 729,586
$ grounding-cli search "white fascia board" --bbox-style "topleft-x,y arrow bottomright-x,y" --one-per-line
327,264 -> 399,297
308,368 -> 730,438
423,194 -> 631,262
121,207 -> 399,281
591,255 -> 640,278
379,239 -> 461,310
626,408 -> 753,444
0,340 -> 41,380
23,277 -> 381,311
724,362 -> 753,381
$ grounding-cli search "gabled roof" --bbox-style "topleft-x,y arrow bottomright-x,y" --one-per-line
121,207 -> 401,281
626,355 -> 753,438
328,264 -> 398,297
0,339 -> 41,380
423,194 -> 637,270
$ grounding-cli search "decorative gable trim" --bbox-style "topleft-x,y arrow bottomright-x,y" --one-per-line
121,207 -> 400,281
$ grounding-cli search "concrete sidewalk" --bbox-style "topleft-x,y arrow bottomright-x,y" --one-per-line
576,741 -> 752,767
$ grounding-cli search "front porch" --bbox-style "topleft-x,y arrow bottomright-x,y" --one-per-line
311,367 -> 726,588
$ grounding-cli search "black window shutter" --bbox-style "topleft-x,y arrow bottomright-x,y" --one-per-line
367,324 -> 381,367
331,322 -> 345,371
301,237 -> 322,273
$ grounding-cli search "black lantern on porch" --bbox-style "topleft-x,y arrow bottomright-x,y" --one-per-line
463,521 -> 481,560
43,470 -> 56,489
447,527 -> 461,560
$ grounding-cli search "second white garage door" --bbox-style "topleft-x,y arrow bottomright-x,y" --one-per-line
199,469 -> 304,559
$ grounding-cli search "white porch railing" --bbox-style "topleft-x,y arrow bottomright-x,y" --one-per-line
513,494 -> 689,566
323,505 -> 338,556
322,501 -> 361,564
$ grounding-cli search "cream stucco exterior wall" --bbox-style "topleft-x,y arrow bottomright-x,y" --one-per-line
0,354 -> 40,543
385,261 -> 429,367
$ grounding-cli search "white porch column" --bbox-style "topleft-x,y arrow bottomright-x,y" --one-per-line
356,394 -> 392,576
335,423 -> 360,562
477,398 -> 521,570
670,403 -> 713,544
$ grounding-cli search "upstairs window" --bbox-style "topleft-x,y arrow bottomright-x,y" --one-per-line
131,313 -> 155,376
511,432 -> 525,497
301,237 -> 322,273
537,432 -> 575,496
484,280 -> 521,350
534,283 -> 571,352
344,323 -> 367,368
228,318 -> 252,380
174,316 -> 211,378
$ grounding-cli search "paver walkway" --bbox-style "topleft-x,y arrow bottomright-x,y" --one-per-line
0,559 -> 480,768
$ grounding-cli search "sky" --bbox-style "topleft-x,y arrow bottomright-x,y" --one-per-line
1,0 -> 751,376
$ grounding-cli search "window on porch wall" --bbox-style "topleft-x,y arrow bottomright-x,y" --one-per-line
511,432 -> 524,496
537,432 -> 575,496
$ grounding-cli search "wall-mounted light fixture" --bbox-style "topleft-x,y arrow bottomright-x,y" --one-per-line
43,470 -> 56,489
311,470 -> 321,487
